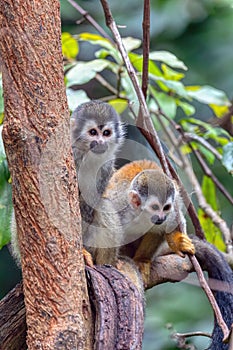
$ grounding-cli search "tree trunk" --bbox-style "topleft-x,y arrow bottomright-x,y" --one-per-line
0,1 -> 93,349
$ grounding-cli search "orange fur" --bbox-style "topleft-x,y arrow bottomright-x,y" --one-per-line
104,159 -> 160,193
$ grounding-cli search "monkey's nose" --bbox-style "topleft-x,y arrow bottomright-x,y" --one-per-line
90,140 -> 107,154
151,215 -> 166,225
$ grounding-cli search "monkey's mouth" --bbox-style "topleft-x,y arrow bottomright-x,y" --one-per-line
151,215 -> 166,225
90,141 -> 108,154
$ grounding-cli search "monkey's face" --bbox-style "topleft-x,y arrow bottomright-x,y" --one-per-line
85,122 -> 116,155
129,169 -> 176,226
71,100 -> 124,160
145,195 -> 174,225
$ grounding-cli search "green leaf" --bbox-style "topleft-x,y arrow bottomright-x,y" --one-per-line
186,85 -> 230,106
0,126 -> 12,249
108,99 -> 128,114
122,37 -> 141,52
66,89 -> 90,112
79,33 -> 122,64
198,176 -> 226,251
198,144 -> 215,165
150,89 -> 177,119
129,53 -> 168,92
176,100 -> 195,116
66,59 -> 110,87
180,118 -> 212,133
79,33 -> 113,50
204,128 -> 231,146
161,64 -> 185,81
222,142 -> 233,175
149,51 -> 188,70
129,53 -> 163,76
150,75 -> 189,99
61,32 -> 79,59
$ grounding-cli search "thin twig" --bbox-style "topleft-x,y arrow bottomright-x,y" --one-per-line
184,132 -> 222,161
142,0 -> 150,99
175,331 -> 212,339
67,0 -> 113,42
189,255 -> 230,343
95,73 -> 119,95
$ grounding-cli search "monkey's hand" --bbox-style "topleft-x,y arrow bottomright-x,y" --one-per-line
166,232 -> 195,257
82,248 -> 94,267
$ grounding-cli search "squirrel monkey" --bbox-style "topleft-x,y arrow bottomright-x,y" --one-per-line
71,100 -> 124,229
87,159 -> 195,281
10,100 -> 125,266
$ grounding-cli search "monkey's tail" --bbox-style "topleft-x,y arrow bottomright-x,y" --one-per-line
192,236 -> 233,350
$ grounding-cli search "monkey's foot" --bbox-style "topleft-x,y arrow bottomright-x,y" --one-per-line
166,232 -> 195,257
134,260 -> 151,288
83,248 -> 94,267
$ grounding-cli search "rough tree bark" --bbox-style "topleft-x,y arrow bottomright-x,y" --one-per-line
0,1 -> 93,349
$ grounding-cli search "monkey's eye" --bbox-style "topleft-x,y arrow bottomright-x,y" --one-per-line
163,204 -> 171,211
151,204 -> 159,211
103,129 -> 112,137
89,129 -> 98,136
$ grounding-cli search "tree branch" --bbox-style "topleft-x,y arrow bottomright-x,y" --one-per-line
67,0 -> 113,42
142,0 -> 150,99
0,1 -> 92,348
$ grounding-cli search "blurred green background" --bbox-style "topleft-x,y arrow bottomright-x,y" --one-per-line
1,0 -> 233,349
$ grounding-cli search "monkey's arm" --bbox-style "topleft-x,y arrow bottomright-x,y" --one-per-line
133,230 -> 195,285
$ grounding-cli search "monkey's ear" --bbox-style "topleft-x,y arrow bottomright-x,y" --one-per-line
128,190 -> 141,209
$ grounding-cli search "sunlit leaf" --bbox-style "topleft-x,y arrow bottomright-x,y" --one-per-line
0,126 -> 12,249
129,53 -> 162,75
79,32 -> 113,49
198,176 -> 226,251
161,64 -> 185,81
109,99 -> 128,114
66,89 -> 90,112
222,142 -> 233,175
61,32 -> 79,59
209,104 -> 229,118
122,37 -> 141,52
78,33 -> 115,50
79,33 -> 122,64
186,85 -> 230,106
182,144 -> 193,154
66,59 -> 110,87
129,53 -> 168,92
149,51 -> 187,70
176,101 -> 195,116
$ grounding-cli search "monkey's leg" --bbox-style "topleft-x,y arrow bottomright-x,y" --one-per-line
94,247 -> 119,267
133,233 -> 164,286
